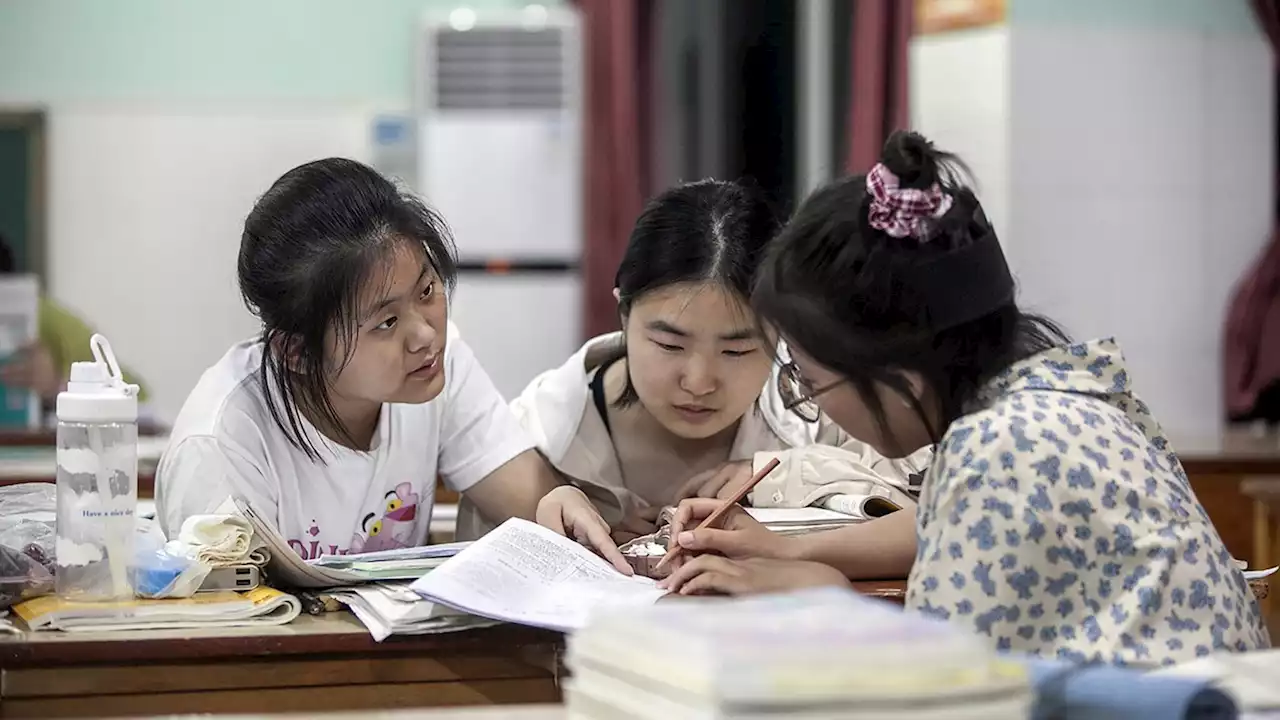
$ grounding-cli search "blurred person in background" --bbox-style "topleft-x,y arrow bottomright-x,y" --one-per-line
0,231 -> 152,422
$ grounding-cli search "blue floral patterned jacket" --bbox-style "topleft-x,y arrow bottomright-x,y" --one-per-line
907,338 -> 1270,665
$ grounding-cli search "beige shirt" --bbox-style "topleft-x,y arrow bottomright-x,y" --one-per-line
456,333 -> 931,540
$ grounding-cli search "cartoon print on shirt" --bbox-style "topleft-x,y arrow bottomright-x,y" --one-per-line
348,482 -> 421,553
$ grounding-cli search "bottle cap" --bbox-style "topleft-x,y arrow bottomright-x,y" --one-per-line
56,334 -> 139,424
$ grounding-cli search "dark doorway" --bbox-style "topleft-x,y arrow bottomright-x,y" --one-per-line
726,0 -> 797,212
653,0 -> 797,212
0,111 -> 47,280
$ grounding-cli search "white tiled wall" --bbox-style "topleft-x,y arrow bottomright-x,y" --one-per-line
911,5 -> 1273,438
450,272 -> 583,402
48,107 -> 373,423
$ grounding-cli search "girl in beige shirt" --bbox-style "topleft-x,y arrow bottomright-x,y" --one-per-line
458,180 -> 929,543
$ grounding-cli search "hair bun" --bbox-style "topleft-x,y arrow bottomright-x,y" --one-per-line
879,131 -> 939,189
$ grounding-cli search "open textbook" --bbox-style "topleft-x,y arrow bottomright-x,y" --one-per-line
412,518 -> 667,632
232,498 -> 468,588
747,506 -> 865,535
14,586 -> 300,632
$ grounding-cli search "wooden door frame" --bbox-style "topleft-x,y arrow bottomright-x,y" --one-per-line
0,108 -> 48,283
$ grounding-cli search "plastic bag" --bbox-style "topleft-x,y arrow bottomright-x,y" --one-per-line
0,483 -> 57,609
131,518 -> 211,599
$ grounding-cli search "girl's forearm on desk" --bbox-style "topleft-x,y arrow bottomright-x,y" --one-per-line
790,508 -> 917,580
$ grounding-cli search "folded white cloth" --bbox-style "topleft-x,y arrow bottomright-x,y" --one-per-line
171,514 -> 254,566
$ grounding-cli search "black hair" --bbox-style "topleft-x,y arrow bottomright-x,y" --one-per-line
753,131 -> 1070,453
239,158 -> 458,459
610,179 -> 781,407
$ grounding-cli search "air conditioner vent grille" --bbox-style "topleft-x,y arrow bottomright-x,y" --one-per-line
431,28 -> 566,110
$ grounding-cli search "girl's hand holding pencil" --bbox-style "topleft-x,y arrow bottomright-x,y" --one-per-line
654,458 -> 784,574
654,457 -> 851,596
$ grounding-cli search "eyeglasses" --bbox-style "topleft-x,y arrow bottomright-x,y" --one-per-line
777,359 -> 843,423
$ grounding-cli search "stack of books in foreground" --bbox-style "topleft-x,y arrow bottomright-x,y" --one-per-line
565,586 -> 1033,720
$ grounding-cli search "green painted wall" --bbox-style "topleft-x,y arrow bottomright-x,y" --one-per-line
1011,0 -> 1261,35
0,0 -> 560,105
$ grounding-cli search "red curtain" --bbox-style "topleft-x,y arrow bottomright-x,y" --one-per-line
574,0 -> 654,340
1221,2 -> 1280,420
845,0 -> 913,172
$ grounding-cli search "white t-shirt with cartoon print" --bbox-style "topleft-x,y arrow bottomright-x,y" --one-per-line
155,328 -> 533,560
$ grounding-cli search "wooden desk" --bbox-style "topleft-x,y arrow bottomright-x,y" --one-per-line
852,579 -> 907,604
0,614 -> 562,718
1173,430 -> 1280,565
1174,430 -> 1280,635
142,708 -> 565,720
1176,432 -> 1280,476
1242,477 -> 1280,626
0,577 -> 902,719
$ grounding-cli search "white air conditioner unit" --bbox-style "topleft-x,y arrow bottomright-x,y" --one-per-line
417,6 -> 584,401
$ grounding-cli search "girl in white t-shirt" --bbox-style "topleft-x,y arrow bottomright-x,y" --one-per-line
458,179 -> 931,544
156,158 -> 628,571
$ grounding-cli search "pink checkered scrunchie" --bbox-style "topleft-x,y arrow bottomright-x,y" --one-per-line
865,163 -> 954,240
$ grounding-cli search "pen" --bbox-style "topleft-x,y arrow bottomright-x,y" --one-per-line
654,456 -> 781,572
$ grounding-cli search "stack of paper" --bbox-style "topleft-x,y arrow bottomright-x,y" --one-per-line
566,587 -> 1034,720
310,542 -> 472,580
412,519 -> 665,632
11,586 -> 300,631
233,498 -> 467,587
328,582 -> 500,641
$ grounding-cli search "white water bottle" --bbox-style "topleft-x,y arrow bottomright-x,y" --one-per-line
54,334 -> 139,601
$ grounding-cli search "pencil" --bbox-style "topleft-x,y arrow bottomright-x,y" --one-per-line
654,457 -> 781,571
